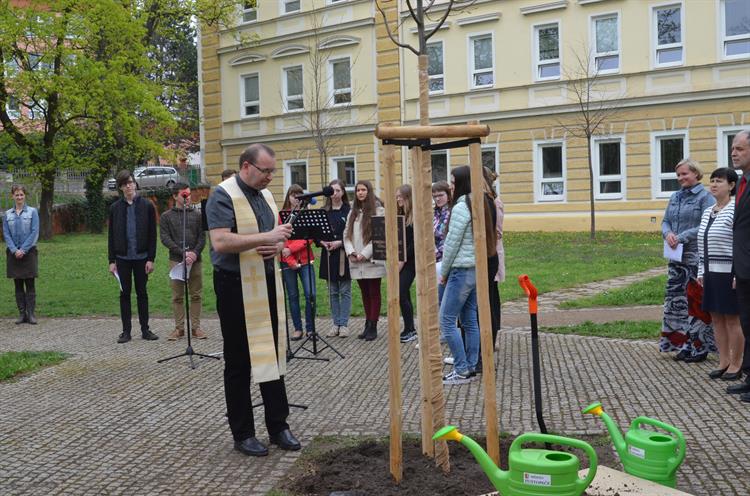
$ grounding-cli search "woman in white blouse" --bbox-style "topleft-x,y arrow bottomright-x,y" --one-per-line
698,167 -> 744,381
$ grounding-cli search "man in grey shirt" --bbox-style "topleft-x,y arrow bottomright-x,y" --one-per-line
206,143 -> 299,457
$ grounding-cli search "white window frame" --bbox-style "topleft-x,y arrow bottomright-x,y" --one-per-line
240,72 -> 260,118
652,3 -> 684,68
717,126 -> 744,169
241,2 -> 257,24
329,156 -> 357,191
284,159 -> 309,191
650,130 -> 689,198
592,136 -> 626,200
719,0 -> 750,60
426,40 -> 445,95
6,95 -> 20,120
327,0 -> 348,4
467,32 -> 494,90
481,143 -> 500,195
280,0 -> 300,15
282,64 -> 304,113
533,22 -> 561,81
590,12 -> 620,74
533,140 -> 566,202
431,149 -> 451,183
328,57 -> 352,107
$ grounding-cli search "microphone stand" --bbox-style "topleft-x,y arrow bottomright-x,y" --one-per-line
158,194 -> 220,369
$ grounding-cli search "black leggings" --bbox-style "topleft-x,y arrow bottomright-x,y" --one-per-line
14,278 -> 35,293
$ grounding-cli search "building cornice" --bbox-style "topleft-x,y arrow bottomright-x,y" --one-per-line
455,12 -> 502,27
219,123 -> 377,147
217,18 -> 375,55
520,1 -> 569,16
227,0 -> 373,33
404,87 -> 750,126
400,0 -> 498,18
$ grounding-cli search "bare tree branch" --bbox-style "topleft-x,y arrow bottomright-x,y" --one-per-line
425,0 -> 454,41
405,0 -> 420,25
376,0 -> 419,55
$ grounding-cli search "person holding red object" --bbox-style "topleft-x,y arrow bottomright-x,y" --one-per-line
280,184 -> 316,341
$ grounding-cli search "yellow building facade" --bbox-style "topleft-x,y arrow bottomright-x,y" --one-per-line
200,0 -> 750,231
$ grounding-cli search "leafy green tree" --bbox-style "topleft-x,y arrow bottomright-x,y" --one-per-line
0,0 -> 174,238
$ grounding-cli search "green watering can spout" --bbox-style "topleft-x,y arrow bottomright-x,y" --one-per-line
582,402 -> 627,458
433,426 -> 509,494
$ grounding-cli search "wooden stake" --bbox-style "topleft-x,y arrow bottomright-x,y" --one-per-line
375,124 -> 490,139
383,141 -> 403,483
467,121 -> 500,465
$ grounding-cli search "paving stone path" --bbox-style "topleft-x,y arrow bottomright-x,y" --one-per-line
1,267 -> 747,495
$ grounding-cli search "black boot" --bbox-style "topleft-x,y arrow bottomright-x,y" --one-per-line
26,292 -> 37,325
364,320 -> 378,341
358,320 -> 370,339
15,292 -> 27,324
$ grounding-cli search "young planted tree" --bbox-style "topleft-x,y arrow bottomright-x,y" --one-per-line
556,42 -> 626,240
375,0 -> 481,473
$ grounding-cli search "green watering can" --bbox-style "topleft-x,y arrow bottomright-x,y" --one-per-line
433,426 -> 597,496
582,402 -> 686,488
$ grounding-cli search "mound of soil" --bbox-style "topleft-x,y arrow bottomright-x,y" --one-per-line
274,434 -> 619,496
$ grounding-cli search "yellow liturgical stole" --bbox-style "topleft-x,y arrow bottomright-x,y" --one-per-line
220,178 -> 287,383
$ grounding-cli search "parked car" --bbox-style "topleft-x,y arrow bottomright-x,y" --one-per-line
107,167 -> 180,191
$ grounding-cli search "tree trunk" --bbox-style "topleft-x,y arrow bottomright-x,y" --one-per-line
38,173 -> 55,240
414,52 -> 449,472
587,135 -> 596,240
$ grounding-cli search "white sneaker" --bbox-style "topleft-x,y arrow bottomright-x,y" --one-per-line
442,370 -> 472,385
326,326 -> 339,338
338,326 -> 350,338
443,356 -> 454,365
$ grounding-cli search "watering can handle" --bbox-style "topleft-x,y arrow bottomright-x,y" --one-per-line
511,433 -> 598,490
631,417 -> 686,468
518,274 -> 538,314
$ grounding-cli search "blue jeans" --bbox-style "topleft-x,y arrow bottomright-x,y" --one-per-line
328,279 -> 351,327
440,267 -> 479,375
282,263 -> 316,332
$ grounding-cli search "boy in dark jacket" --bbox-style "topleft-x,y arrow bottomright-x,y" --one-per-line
108,169 -> 158,343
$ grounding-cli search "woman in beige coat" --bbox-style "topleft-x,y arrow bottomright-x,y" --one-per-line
344,180 -> 386,341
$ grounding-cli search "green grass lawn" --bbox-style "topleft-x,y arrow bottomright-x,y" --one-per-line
0,231 -> 663,318
0,351 -> 68,381
559,274 -> 667,309
541,320 -> 661,340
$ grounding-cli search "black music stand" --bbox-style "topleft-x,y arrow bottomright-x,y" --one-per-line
279,207 -> 344,360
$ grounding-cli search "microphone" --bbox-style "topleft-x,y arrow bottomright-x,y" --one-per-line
295,186 -> 334,202
284,197 -> 316,225
180,190 -> 190,199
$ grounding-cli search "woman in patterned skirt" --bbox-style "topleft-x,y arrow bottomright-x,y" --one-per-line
659,158 -> 716,361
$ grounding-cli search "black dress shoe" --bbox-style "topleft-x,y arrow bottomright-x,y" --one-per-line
721,371 -> 743,381
269,429 -> 301,451
708,367 -> 728,379
739,392 -> 750,403
673,350 -> 690,361
117,332 -> 131,344
234,437 -> 268,456
726,382 -> 750,394
684,352 -> 708,363
142,330 -> 159,341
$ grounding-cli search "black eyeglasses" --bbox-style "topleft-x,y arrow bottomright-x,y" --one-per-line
251,162 -> 275,175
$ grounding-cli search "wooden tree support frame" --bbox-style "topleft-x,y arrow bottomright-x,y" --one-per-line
375,122 -> 499,483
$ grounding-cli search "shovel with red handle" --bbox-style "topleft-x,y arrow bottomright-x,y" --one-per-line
518,274 -> 549,437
